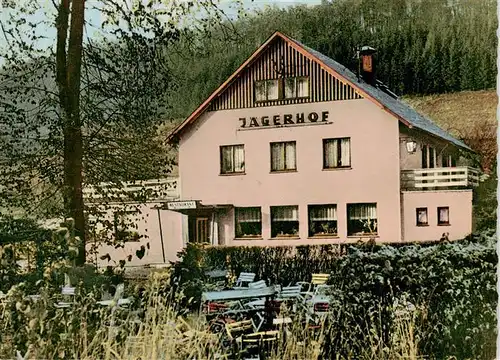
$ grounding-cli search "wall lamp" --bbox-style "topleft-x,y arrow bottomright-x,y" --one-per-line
405,139 -> 417,154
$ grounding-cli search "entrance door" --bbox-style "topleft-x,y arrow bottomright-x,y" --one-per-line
195,217 -> 209,243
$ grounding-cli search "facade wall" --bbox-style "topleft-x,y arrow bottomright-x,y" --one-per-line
401,190 -> 473,242
179,98 -> 403,245
86,203 -> 184,268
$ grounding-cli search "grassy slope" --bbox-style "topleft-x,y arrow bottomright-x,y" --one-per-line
404,89 -> 497,138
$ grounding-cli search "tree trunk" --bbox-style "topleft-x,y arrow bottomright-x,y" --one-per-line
56,0 -> 86,265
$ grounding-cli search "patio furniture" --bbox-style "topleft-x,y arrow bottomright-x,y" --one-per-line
234,272 -> 256,288
297,273 -> 330,300
96,283 -> 132,307
248,280 -> 267,289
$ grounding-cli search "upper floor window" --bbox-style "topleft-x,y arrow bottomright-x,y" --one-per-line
347,203 -> 377,236
114,211 -> 141,242
271,141 -> 296,172
255,79 -> 279,101
235,207 -> 262,238
220,145 -> 245,174
284,77 -> 309,99
255,77 -> 310,102
323,138 -> 351,169
308,204 -> 337,237
422,145 -> 436,169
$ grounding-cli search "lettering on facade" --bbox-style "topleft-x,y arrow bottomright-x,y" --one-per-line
239,111 -> 330,129
167,200 -> 197,210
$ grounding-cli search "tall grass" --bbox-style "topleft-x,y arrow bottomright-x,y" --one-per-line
0,270 -> 429,360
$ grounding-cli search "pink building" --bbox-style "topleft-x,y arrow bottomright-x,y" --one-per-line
89,32 -> 480,267
164,31 -> 479,252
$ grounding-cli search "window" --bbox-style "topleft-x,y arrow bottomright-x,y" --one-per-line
308,204 -> 337,237
271,206 -> 299,237
235,207 -> 262,238
438,207 -> 450,225
323,138 -> 351,168
416,208 -> 428,226
114,211 -> 141,242
347,203 -> 377,236
284,77 -> 309,99
220,145 -> 245,174
422,145 -> 435,169
255,79 -> 279,101
271,141 -> 296,172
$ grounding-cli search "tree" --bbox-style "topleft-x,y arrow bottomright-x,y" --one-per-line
0,0 -> 242,264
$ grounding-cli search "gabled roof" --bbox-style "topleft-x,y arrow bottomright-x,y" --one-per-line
167,31 -> 471,151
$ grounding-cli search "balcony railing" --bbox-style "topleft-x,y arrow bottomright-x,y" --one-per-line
83,178 -> 179,202
401,166 -> 480,190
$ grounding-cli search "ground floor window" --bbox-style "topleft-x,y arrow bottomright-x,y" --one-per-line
416,207 -> 428,226
347,203 -> 377,236
438,206 -> 450,225
271,205 -> 299,237
235,207 -> 262,238
308,204 -> 337,237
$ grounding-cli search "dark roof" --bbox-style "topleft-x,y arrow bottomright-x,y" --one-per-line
289,37 -> 472,151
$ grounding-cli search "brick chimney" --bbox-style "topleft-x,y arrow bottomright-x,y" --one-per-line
359,46 -> 377,85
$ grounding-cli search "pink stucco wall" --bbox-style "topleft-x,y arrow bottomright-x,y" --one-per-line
86,203 -> 184,268
178,99 -> 403,245
401,190 -> 472,242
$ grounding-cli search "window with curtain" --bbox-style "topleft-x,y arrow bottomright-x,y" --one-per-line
271,205 -> 299,237
271,141 -> 296,172
323,138 -> 351,168
438,207 -> 450,225
308,204 -> 337,237
284,77 -> 309,99
416,207 -> 428,226
114,211 -> 141,242
255,79 -> 280,101
347,203 -> 377,236
235,207 -> 262,238
220,145 -> 245,174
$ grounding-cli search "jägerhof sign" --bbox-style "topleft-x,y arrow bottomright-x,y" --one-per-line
239,111 -> 330,129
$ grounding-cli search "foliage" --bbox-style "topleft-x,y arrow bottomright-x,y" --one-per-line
166,0 -> 496,121
0,0 -> 244,263
173,231 -> 497,359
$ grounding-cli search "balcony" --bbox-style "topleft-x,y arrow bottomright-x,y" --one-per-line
401,167 -> 480,191
83,178 -> 179,203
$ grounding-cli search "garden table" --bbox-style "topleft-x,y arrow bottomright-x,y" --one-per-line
202,286 -> 277,304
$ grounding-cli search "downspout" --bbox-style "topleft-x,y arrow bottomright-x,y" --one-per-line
157,208 -> 166,263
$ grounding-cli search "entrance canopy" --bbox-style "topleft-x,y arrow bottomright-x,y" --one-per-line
161,200 -> 233,216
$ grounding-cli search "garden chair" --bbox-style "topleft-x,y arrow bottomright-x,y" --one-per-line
297,273 -> 330,300
248,280 -> 267,289
234,272 -> 256,288
97,283 -> 132,307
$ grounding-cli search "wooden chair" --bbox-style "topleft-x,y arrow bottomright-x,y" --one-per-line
297,273 -> 330,300
234,272 -> 256,288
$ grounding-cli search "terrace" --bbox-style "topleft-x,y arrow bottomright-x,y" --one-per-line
401,166 -> 481,191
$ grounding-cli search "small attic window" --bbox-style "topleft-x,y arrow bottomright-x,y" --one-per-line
255,79 -> 279,101
285,77 -> 309,99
